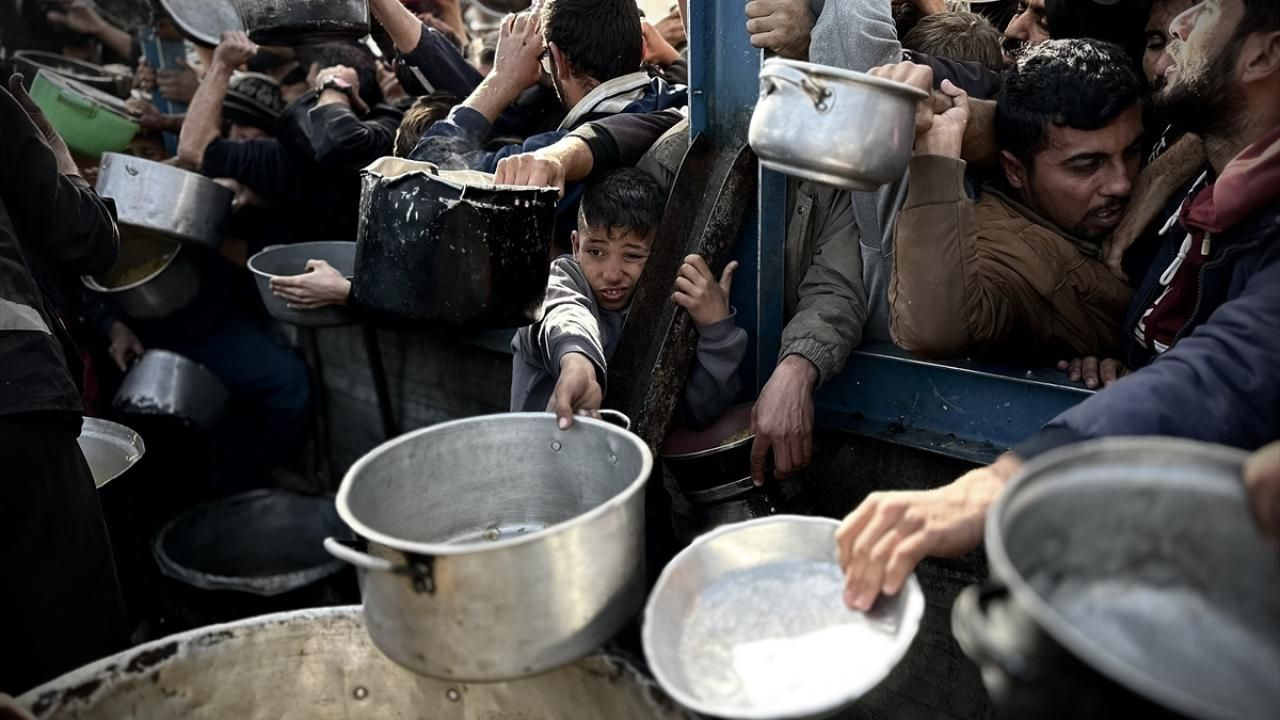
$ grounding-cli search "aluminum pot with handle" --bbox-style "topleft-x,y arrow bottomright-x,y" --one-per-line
113,349 -> 230,430
82,237 -> 200,319
326,411 -> 652,681
232,0 -> 370,44
96,153 -> 234,250
952,437 -> 1280,720
748,58 -> 927,191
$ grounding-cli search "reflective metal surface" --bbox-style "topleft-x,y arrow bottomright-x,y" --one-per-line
113,350 -> 230,430
82,240 -> 200,320
13,50 -> 131,99
248,241 -> 358,327
96,153 -> 234,250
77,417 -> 145,489
19,607 -> 693,719
330,412 -> 652,681
748,58 -> 926,191
967,437 -> 1280,720
232,0 -> 370,45
644,515 -> 925,719
157,0 -> 242,45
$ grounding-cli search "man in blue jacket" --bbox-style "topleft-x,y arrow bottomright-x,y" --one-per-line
836,0 -> 1280,612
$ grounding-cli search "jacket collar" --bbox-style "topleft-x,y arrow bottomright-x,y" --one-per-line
1182,126 -> 1280,235
558,71 -> 657,131
982,184 -> 1105,260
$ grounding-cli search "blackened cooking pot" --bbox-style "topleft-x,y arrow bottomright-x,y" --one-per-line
952,437 -> 1280,720
352,158 -> 558,328
232,0 -> 370,45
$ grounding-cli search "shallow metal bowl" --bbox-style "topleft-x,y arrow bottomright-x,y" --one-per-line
748,58 -> 927,191
248,241 -> 358,327
77,417 -> 145,489
644,515 -> 925,719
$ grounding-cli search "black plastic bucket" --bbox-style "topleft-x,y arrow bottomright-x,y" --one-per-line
152,489 -> 356,629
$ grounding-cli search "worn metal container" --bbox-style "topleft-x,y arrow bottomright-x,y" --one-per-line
232,0 -> 370,44
644,516 -> 925,719
326,412 -> 652,681
748,58 -> 926,191
76,417 -> 146,489
82,236 -> 200,319
96,153 -> 234,250
157,0 -> 243,45
953,437 -> 1280,720
352,158 -> 558,328
14,50 -> 131,98
113,350 -> 230,430
248,241 -> 358,327
18,607 -> 693,719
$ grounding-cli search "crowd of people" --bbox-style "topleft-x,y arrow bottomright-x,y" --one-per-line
1,0 -> 1278,699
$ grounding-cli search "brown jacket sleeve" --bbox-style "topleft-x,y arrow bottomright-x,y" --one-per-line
889,154 -> 1018,359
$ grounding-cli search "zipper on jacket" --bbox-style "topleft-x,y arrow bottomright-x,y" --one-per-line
1169,240 -> 1258,345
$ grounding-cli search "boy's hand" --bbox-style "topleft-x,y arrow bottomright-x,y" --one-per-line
549,353 -> 602,430
672,255 -> 738,328
270,259 -> 352,309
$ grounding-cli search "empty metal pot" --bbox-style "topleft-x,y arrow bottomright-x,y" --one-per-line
113,349 -> 230,430
19,607 -> 693,720
96,152 -> 234,250
248,241 -> 358,327
13,50 -> 131,99
953,437 -> 1280,720
327,412 -> 652,681
82,236 -> 200,319
232,0 -> 370,44
157,0 -> 243,46
77,417 -> 146,489
748,58 -> 927,191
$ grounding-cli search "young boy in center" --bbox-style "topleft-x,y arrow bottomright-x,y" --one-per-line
511,168 -> 747,430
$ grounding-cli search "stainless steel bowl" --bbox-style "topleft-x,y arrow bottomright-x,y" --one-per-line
748,58 -> 928,191
113,349 -> 230,430
82,237 -> 200,320
327,412 -> 652,681
96,153 -> 234,250
77,417 -> 146,489
157,0 -> 243,46
644,515 -> 925,719
248,241 -> 358,327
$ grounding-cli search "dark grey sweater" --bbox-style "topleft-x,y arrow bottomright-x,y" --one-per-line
511,256 -> 747,429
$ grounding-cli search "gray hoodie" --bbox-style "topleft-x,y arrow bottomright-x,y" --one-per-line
511,256 -> 748,429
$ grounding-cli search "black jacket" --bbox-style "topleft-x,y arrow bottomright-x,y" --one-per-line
0,87 -> 118,417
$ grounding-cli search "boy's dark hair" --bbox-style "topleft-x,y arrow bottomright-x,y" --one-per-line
298,42 -> 382,109
995,39 -> 1142,166
541,0 -> 644,85
394,93 -> 457,157
580,169 -> 665,237
903,12 -> 1005,72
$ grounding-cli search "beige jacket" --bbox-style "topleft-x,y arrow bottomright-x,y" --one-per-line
889,155 -> 1131,361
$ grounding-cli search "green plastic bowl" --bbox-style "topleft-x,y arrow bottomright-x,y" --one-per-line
29,69 -> 139,159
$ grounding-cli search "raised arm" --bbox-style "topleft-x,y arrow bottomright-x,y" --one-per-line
177,32 -> 257,170
369,0 -> 426,54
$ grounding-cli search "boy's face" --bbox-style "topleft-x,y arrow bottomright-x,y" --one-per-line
572,221 -> 654,311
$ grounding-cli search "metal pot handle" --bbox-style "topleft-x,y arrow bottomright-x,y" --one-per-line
598,409 -> 632,431
951,581 -> 1038,681
760,65 -> 832,112
323,537 -> 437,594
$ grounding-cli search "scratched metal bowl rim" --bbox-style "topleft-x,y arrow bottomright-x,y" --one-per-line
643,515 -> 926,719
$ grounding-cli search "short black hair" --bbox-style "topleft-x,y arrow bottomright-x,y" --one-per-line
580,169 -> 665,237
995,39 -> 1143,164
298,42 -> 382,109
541,0 -> 644,84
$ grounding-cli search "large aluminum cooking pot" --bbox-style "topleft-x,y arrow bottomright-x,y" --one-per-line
352,158 -> 558,328
232,0 -> 370,45
248,241 -> 358,327
326,412 -> 652,681
18,606 -> 693,719
113,349 -> 230,430
952,437 -> 1280,720
13,50 -> 131,99
83,235 -> 200,319
96,153 -> 234,250
157,0 -> 242,46
77,417 -> 146,489
748,58 -> 927,191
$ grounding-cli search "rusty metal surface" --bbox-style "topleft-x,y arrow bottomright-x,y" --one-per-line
606,136 -> 757,451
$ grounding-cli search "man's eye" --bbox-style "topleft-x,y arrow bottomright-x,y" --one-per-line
1147,37 -> 1167,51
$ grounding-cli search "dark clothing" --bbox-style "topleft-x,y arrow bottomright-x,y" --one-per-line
0,412 -> 130,694
570,108 -> 686,181
1017,130 -> 1280,459
903,50 -> 1003,100
308,102 -> 404,171
1,86 -> 118,417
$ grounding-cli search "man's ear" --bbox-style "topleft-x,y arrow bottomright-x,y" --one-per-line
1240,31 -> 1280,85
1000,150 -> 1028,190
550,42 -> 570,79
571,229 -> 581,260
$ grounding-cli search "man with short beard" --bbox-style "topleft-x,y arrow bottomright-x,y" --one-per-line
836,0 -> 1280,614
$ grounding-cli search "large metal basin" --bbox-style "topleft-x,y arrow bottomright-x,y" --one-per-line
77,417 -> 145,489
748,58 -> 926,191
248,241 -> 358,327
18,607 -> 692,719
327,412 -> 652,681
96,153 -> 234,250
